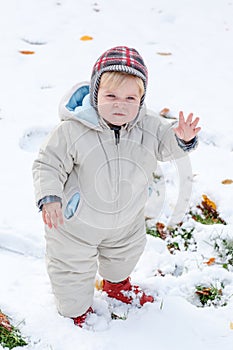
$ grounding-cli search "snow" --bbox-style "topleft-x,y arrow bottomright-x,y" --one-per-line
1,0 -> 233,349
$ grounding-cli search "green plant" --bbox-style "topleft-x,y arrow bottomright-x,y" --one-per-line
111,313 -> 127,320
195,283 -> 226,307
190,195 -> 226,225
146,226 -> 161,238
0,311 -> 27,349
0,326 -> 27,349
146,222 -> 196,253
213,237 -> 233,270
168,226 -> 196,252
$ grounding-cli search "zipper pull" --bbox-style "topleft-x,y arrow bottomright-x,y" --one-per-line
111,125 -> 121,145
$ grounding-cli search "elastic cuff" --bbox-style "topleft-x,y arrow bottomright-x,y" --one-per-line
38,195 -> 62,211
175,135 -> 198,152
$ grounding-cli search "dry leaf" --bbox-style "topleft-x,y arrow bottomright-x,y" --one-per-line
195,288 -> 211,296
156,222 -> 167,240
204,257 -> 216,266
230,322 -> 233,330
160,107 -> 170,116
19,50 -> 35,55
157,52 -> 172,56
0,312 -> 12,331
222,179 -> 233,185
159,107 -> 177,120
95,279 -> 103,290
202,194 -> 217,211
80,35 -> 93,41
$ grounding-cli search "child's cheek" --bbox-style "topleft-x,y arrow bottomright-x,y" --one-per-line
98,102 -> 112,119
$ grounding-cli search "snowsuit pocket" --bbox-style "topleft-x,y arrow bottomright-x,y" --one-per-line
64,192 -> 80,219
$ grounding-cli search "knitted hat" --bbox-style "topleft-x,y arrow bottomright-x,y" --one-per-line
90,46 -> 148,108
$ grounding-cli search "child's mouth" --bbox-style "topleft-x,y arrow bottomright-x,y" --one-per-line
113,113 -> 126,116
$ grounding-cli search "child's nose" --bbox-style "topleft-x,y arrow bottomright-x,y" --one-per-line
113,99 -> 126,107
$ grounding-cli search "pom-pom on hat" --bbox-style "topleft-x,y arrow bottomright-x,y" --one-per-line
90,46 -> 148,108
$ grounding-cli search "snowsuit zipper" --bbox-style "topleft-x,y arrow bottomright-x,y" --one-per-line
109,125 -> 121,225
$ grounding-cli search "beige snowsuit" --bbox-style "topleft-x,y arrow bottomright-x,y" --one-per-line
32,82 -> 195,317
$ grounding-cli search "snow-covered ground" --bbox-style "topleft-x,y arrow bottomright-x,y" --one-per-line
1,0 -> 233,349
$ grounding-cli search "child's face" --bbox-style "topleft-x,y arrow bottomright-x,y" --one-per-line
97,76 -> 141,126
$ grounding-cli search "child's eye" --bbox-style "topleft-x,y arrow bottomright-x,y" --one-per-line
106,94 -> 115,98
127,96 -> 136,101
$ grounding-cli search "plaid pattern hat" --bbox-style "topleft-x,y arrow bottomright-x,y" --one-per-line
90,46 -> 148,108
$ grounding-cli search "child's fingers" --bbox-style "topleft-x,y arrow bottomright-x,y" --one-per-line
56,208 -> 64,225
41,208 -> 53,229
42,209 -> 47,225
178,111 -> 185,126
191,117 -> 200,128
186,113 -> 193,125
194,126 -> 201,134
42,208 -> 52,228
49,210 -> 61,229
44,211 -> 53,229
50,210 -> 64,228
42,202 -> 63,229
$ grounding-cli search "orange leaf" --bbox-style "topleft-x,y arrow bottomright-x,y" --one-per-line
159,107 -> 177,120
202,194 -> 217,210
80,35 -> 93,41
196,289 -> 211,296
230,322 -> 233,330
19,50 -> 35,55
222,179 -> 233,185
160,107 -> 170,116
204,257 -> 216,266
95,279 -> 103,290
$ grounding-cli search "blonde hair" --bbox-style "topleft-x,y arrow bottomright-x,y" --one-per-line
99,71 -> 144,97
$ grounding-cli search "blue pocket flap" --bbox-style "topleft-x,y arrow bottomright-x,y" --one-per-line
64,192 -> 80,219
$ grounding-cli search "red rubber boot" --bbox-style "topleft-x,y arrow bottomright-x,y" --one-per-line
72,307 -> 93,327
103,277 -> 154,306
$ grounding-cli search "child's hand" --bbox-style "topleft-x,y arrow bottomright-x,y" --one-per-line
42,202 -> 64,229
173,111 -> 201,142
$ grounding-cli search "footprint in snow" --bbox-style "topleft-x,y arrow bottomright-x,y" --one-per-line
19,126 -> 53,153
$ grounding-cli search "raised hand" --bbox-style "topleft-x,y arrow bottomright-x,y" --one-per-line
173,111 -> 201,142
